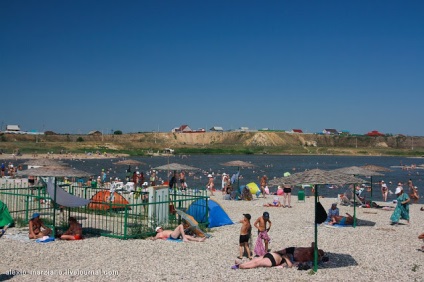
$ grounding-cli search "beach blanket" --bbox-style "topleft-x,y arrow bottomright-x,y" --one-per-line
254,231 -> 271,256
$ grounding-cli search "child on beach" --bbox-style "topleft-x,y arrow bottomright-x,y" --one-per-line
238,214 -> 252,260
253,212 -> 272,256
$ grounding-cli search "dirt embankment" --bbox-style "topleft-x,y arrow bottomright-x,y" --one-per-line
2,131 -> 423,154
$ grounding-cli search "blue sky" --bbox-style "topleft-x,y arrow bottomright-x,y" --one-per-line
1,1 -> 423,135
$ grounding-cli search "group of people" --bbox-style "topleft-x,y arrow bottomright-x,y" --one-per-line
235,211 -> 324,269
28,213 -> 82,240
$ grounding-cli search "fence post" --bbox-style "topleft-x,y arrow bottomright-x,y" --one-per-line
124,205 -> 128,239
25,195 -> 29,222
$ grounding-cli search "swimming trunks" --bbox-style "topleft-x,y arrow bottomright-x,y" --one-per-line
239,234 -> 249,244
339,217 -> 347,225
283,188 -> 292,193
264,253 -> 277,267
169,234 -> 181,240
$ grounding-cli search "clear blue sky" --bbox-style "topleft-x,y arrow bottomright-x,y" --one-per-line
1,1 -> 423,135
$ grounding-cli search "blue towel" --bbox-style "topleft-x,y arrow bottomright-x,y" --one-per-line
167,237 -> 183,243
36,237 -> 55,243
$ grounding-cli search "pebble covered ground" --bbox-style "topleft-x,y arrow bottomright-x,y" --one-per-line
1,195 -> 424,281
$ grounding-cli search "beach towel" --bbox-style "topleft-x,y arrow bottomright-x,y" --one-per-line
167,237 -> 183,243
254,231 -> 271,256
323,220 -> 352,228
36,236 -> 55,243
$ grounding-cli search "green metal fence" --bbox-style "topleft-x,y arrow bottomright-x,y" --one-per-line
0,180 -> 209,239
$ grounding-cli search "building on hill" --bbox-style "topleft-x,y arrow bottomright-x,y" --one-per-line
6,125 -> 21,132
323,129 -> 339,135
88,130 -> 102,136
210,126 -> 224,132
172,125 -> 193,133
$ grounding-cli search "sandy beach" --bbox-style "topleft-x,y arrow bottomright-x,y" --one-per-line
1,194 -> 423,281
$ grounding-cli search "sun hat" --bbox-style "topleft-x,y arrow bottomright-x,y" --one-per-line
395,187 -> 402,194
263,211 -> 270,219
31,213 -> 40,220
243,214 -> 251,220
155,226 -> 162,232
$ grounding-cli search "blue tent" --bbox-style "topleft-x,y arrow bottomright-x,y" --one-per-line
187,199 -> 233,228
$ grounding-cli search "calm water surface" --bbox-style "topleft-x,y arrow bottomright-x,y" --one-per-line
55,155 -> 424,204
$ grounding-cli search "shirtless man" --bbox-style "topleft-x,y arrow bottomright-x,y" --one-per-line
60,217 -> 83,240
179,171 -> 186,190
277,242 -> 325,264
328,213 -> 354,226
238,214 -> 252,260
152,224 -> 206,242
254,212 -> 272,256
29,213 -> 52,239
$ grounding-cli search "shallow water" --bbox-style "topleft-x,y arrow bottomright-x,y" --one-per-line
46,154 -> 424,204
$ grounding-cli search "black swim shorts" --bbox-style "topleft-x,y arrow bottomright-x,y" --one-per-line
239,234 -> 249,244
283,188 -> 292,193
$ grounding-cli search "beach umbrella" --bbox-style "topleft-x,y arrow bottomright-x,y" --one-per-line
270,168 -> 365,272
153,163 -> 199,171
332,166 -> 383,225
220,160 -> 256,191
17,166 -> 91,236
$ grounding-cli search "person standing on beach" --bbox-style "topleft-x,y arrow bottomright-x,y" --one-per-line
179,171 -> 186,191
254,212 -> 272,256
206,174 -> 215,196
260,175 -> 268,198
238,214 -> 253,260
390,187 -> 410,225
222,173 -> 229,194
380,180 -> 389,202
283,184 -> 293,208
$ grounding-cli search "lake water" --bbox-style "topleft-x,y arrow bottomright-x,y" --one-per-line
52,154 -> 424,204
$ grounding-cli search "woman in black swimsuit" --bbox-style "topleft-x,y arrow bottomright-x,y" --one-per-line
234,251 -> 292,269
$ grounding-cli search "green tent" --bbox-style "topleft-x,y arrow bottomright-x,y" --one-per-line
0,200 -> 14,228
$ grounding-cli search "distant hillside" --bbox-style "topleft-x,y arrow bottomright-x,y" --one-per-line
1,132 -> 423,156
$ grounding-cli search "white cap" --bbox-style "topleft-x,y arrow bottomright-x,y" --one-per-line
155,226 -> 162,232
395,187 -> 402,194
208,174 -> 213,178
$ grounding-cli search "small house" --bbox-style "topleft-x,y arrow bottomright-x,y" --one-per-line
291,129 -> 303,134
172,125 -> 193,133
323,129 -> 339,135
88,130 -> 102,136
6,125 -> 20,132
210,126 -> 224,132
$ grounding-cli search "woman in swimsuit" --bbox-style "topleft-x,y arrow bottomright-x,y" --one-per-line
28,213 -> 52,239
283,184 -> 292,208
234,251 -> 292,269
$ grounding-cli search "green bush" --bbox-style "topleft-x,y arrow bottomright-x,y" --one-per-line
76,137 -> 84,142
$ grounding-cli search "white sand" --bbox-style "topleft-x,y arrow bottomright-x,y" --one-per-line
1,195 -> 424,281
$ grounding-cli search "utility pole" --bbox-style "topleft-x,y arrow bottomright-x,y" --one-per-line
411,136 -> 414,150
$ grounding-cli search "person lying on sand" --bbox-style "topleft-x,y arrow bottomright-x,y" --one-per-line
151,224 -> 206,242
232,242 -> 325,269
29,213 -> 52,239
263,197 -> 282,207
60,217 -> 83,240
328,213 -> 354,226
